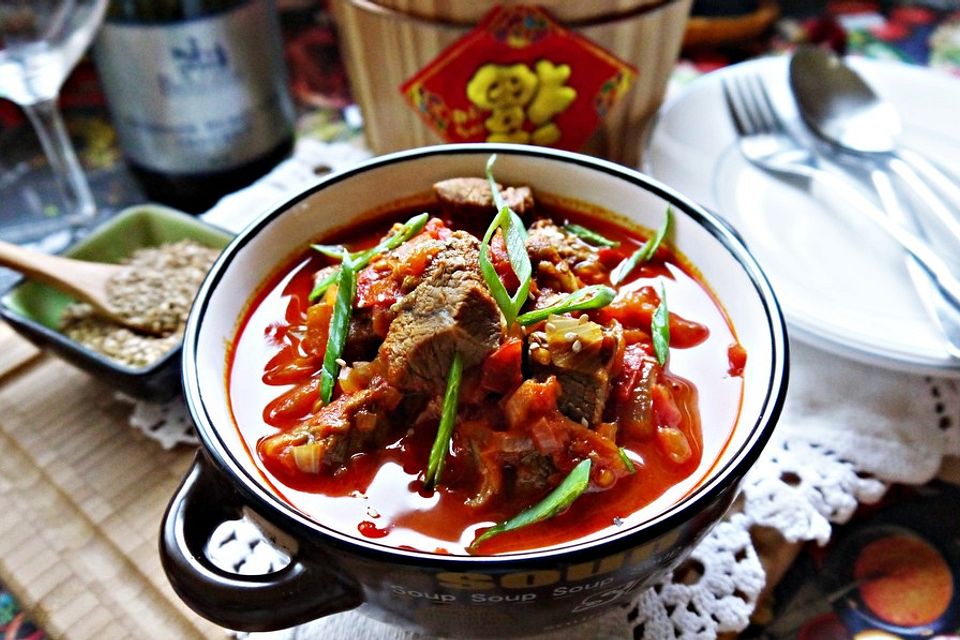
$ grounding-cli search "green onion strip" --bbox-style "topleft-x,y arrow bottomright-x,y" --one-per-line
424,351 -> 464,490
618,447 -> 637,474
564,223 -> 620,248
309,212 -> 429,301
485,155 -> 526,235
318,251 -> 357,405
479,155 -> 532,326
516,285 -> 616,326
610,207 -> 673,286
651,282 -> 670,366
470,458 -> 592,551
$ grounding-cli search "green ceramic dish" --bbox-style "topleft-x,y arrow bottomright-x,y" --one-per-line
0,205 -> 232,401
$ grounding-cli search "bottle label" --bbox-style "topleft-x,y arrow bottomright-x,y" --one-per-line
94,0 -> 294,174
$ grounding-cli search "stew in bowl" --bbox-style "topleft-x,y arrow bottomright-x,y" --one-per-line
162,144 -> 787,637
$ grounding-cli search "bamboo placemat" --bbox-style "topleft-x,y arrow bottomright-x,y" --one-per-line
0,326 -> 226,640
0,324 -> 40,380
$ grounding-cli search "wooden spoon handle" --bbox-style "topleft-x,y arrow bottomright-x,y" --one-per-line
0,239 -> 117,308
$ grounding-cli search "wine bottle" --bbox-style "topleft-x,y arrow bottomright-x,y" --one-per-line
93,0 -> 296,213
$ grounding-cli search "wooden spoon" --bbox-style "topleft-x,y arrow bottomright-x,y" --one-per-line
0,239 -> 158,334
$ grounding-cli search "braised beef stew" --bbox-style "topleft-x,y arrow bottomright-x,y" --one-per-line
227,170 -> 745,555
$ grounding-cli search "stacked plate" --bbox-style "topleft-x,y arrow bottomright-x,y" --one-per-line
644,55 -> 960,376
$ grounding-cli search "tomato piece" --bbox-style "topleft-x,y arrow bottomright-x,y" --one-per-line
301,303 -> 333,358
564,421 -> 630,487
395,245 -> 433,280
612,344 -> 645,402
656,426 -> 692,464
652,383 -> 682,429
670,315 -> 710,348
257,431 -> 307,473
355,263 -> 401,309
612,344 -> 657,440
264,377 -> 322,427
489,230 -> 521,293
263,354 -> 320,385
529,417 -> 568,456
596,421 -> 617,442
481,338 -> 523,393
597,247 -> 627,269
424,216 -> 451,240
598,286 -> 659,329
504,378 -> 561,430
728,342 -> 747,377
599,286 -> 709,348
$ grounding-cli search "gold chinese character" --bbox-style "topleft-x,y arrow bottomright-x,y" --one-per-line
466,60 -> 577,146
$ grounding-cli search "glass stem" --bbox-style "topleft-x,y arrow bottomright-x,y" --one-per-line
22,98 -> 97,223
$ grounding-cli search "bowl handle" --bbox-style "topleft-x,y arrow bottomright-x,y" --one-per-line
160,452 -> 363,631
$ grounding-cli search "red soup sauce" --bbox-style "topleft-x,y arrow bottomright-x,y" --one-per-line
227,196 -> 744,555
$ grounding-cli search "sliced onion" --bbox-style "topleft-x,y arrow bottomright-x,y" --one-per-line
544,314 -> 603,370
498,432 -> 533,454
291,442 -> 325,474
530,417 -> 564,456
656,426 -> 692,464
354,410 -> 378,433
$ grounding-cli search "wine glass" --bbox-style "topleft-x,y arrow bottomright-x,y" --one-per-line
0,0 -> 108,245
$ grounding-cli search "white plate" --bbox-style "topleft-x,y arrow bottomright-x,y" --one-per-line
644,55 -> 960,376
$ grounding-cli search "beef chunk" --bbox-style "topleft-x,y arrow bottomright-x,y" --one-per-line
379,231 -> 504,393
526,220 -> 595,265
344,221 -> 449,360
513,451 -> 555,494
526,220 -> 608,291
355,228 -> 446,309
433,178 -> 534,217
307,380 -> 401,468
261,378 -> 402,472
528,319 -> 624,426
552,369 -> 610,426
343,309 -> 381,362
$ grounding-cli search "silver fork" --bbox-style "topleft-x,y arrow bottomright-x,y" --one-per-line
722,71 -> 960,323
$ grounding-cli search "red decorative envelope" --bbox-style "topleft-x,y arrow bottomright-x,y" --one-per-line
400,6 -> 637,151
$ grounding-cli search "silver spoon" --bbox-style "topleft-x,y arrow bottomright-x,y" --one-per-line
790,47 -> 960,357
789,47 -> 960,245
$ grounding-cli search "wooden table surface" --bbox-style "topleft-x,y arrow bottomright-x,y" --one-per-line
0,324 -> 227,639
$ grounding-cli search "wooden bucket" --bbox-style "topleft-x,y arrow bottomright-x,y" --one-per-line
330,0 -> 693,167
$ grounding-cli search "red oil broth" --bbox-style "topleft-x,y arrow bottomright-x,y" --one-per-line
226,197 -> 744,555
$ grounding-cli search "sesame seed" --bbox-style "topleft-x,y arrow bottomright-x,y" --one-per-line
335,358 -> 347,367
60,240 -> 219,368
571,340 -> 582,353
564,331 -> 577,341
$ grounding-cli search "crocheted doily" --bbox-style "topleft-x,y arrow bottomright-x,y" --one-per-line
131,139 -> 960,639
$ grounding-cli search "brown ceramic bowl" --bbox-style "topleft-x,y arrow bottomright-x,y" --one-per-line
161,144 -> 788,637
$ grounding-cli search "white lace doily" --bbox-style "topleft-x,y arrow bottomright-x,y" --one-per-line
129,139 -> 960,639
